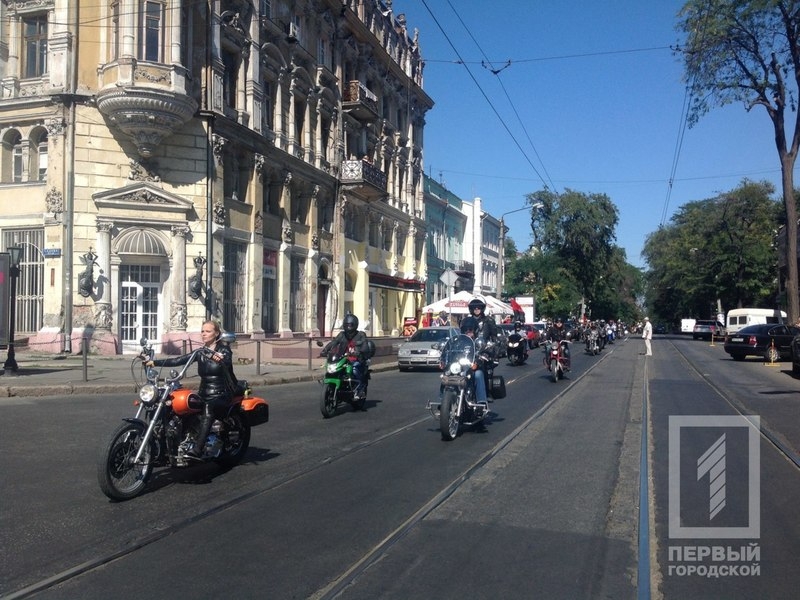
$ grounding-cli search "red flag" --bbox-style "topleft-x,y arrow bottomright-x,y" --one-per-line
510,298 -> 522,312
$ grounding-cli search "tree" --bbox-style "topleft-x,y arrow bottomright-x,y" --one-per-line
678,0 -> 800,321
642,180 -> 780,324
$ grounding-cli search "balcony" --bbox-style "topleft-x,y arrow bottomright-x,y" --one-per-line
453,260 -> 474,276
340,159 -> 387,201
342,80 -> 379,122
96,59 -> 197,158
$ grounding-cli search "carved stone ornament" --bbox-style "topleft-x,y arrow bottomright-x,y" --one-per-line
94,303 -> 113,330
311,232 -> 320,250
45,187 -> 63,214
212,134 -> 227,165
46,118 -> 65,137
129,159 -> 161,182
213,201 -> 226,225
254,211 -> 264,235
254,153 -> 266,177
122,189 -> 168,204
282,219 -> 293,244
170,303 -> 188,330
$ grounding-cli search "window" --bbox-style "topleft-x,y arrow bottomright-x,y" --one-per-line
111,1 -> 120,60
35,133 -> 48,181
260,0 -> 272,19
262,276 -> 276,333
223,242 -> 247,332
23,15 -> 48,78
222,50 -> 238,109
139,1 -> 163,62
12,134 -> 24,183
289,256 -> 306,331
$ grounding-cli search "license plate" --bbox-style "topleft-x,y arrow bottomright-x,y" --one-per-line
731,337 -> 743,342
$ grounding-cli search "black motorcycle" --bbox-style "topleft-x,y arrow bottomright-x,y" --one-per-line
506,332 -> 529,365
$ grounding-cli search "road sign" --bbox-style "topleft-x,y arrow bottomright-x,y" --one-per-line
439,268 -> 458,287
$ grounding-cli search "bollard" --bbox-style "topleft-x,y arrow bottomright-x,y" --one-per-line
256,340 -> 261,375
82,338 -> 89,382
182,339 -> 187,354
308,337 -> 313,371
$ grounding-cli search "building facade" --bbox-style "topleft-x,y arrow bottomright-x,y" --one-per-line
461,196 -> 501,298
0,0 -> 432,354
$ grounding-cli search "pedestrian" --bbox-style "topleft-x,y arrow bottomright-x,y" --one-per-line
642,316 -> 653,356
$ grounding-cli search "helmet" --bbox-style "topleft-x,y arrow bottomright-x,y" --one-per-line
514,321 -> 522,332
343,314 -> 359,333
468,297 -> 486,315
460,316 -> 479,335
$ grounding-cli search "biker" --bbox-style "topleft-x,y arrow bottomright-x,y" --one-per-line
321,313 -> 369,398
511,321 -> 529,359
468,296 -> 498,349
145,319 -> 238,458
457,316 -> 489,406
546,317 -> 571,367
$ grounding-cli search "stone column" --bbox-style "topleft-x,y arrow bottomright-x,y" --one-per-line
170,225 -> 189,331
94,221 -> 113,330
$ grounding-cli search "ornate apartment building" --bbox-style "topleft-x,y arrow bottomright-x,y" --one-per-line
0,0 -> 432,354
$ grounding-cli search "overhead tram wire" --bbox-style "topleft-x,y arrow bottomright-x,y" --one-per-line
420,0 -> 550,193
444,0 -> 558,193
661,81 -> 693,227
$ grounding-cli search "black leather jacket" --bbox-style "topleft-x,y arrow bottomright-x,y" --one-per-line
152,342 -> 237,405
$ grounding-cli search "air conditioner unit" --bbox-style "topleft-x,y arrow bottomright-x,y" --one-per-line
287,22 -> 299,42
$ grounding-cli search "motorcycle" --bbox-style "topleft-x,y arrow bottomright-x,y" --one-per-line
506,331 -> 529,365
317,340 -> 375,418
544,340 -> 570,382
97,334 -> 269,501
427,335 -> 505,441
585,328 -> 600,355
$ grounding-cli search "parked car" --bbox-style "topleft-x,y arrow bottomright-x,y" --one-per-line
654,323 -> 667,334
723,324 -> 800,361
397,326 -> 459,371
693,320 -> 726,340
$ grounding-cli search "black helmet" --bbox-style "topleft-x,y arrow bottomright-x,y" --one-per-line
343,314 -> 359,333
460,316 -> 479,334
514,321 -> 522,331
468,297 -> 486,315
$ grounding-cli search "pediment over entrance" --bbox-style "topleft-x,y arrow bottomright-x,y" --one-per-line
93,182 -> 194,216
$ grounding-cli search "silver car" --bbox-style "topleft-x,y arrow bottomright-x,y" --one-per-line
397,326 -> 460,371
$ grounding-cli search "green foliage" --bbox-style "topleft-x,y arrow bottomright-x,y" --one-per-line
504,191 -> 642,322
642,180 -> 780,324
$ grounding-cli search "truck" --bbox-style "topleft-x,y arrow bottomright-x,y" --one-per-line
512,296 -> 536,324
680,318 -> 696,334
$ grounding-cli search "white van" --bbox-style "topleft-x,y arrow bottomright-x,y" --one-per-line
726,308 -> 786,334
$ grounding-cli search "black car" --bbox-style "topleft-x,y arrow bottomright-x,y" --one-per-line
790,333 -> 800,375
723,324 -> 800,361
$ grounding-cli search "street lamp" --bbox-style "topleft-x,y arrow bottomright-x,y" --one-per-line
498,202 -> 543,300
3,246 -> 22,374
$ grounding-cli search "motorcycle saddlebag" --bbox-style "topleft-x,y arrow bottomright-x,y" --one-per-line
241,397 -> 270,426
490,375 -> 506,399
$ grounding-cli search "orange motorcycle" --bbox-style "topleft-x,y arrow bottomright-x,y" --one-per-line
97,334 -> 268,501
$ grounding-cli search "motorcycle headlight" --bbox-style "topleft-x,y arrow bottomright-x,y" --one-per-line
448,362 -> 461,375
326,363 -> 339,374
138,383 -> 157,404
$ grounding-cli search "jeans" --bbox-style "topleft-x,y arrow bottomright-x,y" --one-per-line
473,367 -> 488,403
351,360 -> 364,391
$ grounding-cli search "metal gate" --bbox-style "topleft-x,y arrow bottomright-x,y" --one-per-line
2,229 -> 44,336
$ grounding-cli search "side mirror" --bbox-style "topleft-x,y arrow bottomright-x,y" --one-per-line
316,340 -> 324,347
219,331 -> 236,345
139,337 -> 148,348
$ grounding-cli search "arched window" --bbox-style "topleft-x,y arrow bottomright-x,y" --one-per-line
32,130 -> 48,182
12,132 -> 24,183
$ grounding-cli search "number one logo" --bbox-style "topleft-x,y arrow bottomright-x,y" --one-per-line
697,434 -> 726,520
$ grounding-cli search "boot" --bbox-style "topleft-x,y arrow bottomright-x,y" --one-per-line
189,403 -> 213,458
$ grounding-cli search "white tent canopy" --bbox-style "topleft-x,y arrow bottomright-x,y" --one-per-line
421,291 -> 513,317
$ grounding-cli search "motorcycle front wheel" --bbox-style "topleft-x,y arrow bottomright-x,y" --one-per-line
440,389 -> 460,441
321,383 -> 338,418
216,412 -> 251,469
97,422 -> 154,501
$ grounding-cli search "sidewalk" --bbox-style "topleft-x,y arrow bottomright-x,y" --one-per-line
0,350 -> 398,398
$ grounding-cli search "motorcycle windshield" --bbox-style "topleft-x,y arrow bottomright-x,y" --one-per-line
442,334 -> 476,365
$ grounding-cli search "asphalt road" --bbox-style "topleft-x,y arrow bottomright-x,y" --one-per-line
2,335 -> 799,599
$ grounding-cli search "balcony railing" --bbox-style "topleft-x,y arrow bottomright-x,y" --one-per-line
342,80 -> 379,121
453,260 -> 474,275
340,159 -> 387,200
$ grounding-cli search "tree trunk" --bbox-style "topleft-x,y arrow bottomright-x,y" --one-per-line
781,156 -> 799,323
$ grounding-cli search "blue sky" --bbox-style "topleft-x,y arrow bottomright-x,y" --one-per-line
396,0 -> 796,268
